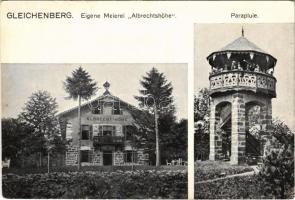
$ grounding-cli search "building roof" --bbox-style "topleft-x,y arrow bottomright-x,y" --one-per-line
207,35 -> 277,68
57,82 -> 140,117
219,36 -> 267,54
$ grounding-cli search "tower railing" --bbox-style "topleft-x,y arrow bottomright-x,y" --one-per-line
209,70 -> 276,97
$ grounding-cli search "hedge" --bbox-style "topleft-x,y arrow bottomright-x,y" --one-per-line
195,175 -> 294,199
2,165 -> 186,175
3,170 -> 187,199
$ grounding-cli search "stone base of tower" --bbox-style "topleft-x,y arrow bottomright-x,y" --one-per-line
209,92 -> 272,165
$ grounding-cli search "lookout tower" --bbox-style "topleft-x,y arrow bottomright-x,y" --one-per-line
207,29 -> 277,164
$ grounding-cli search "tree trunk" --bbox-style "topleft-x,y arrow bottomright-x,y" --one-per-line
154,105 -> 160,167
47,152 -> 50,173
39,152 -> 42,168
78,95 -> 82,170
280,182 -> 285,199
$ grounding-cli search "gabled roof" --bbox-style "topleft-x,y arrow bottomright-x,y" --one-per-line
219,36 -> 267,53
57,92 -> 140,118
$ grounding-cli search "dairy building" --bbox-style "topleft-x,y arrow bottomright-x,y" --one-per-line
58,82 -> 149,166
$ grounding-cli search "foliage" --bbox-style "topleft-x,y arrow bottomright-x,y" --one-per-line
18,91 -> 65,159
195,175 -> 278,199
259,119 -> 294,199
194,88 -> 210,160
1,118 -> 34,166
2,165 -> 187,175
163,119 -> 188,160
63,66 -> 98,101
2,169 -> 187,199
194,88 -> 210,122
135,67 -> 175,116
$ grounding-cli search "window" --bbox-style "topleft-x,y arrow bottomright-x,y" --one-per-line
82,125 -> 91,140
125,151 -> 133,163
81,150 -> 89,162
124,125 -> 135,140
112,101 -> 122,115
96,125 -> 116,136
102,125 -> 115,136
124,151 -> 137,163
91,100 -> 103,114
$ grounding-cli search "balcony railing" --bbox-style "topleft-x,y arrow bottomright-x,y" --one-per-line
209,70 -> 276,97
93,136 -> 124,145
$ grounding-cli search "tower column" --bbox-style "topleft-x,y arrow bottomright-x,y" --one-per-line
209,101 -> 222,160
209,102 -> 216,160
261,100 -> 273,156
231,94 -> 246,164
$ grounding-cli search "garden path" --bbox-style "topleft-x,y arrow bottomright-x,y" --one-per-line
195,165 -> 259,184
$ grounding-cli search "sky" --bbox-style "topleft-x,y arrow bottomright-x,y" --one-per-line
1,63 -> 187,120
194,23 -> 295,132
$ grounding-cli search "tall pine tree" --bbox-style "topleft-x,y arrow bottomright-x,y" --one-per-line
135,67 -> 175,166
63,67 -> 97,170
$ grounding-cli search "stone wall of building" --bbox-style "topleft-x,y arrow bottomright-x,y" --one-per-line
231,93 -> 246,164
209,92 -> 273,164
114,151 -> 124,165
137,150 -> 149,165
65,145 -> 79,165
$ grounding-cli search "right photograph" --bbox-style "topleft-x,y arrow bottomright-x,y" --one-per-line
194,23 -> 294,199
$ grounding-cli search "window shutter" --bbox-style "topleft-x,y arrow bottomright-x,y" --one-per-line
116,125 -> 123,136
66,122 -> 73,139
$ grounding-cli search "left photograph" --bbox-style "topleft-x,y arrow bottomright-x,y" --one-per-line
1,63 -> 188,199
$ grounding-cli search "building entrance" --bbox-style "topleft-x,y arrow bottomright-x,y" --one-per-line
103,151 -> 113,165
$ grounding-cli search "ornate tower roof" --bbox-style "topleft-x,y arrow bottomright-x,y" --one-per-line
219,36 -> 267,53
207,33 -> 277,70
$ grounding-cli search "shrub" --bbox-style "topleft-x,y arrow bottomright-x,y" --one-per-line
195,175 -> 272,199
259,120 -> 294,199
2,170 -> 187,199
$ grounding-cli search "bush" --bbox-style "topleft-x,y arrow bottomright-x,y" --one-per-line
195,175 -> 273,199
2,170 -> 187,199
2,165 -> 186,175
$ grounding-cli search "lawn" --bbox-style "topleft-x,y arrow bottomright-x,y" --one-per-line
195,160 -> 253,181
194,161 -> 294,199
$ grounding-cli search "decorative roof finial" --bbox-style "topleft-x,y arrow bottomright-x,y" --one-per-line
242,26 -> 244,37
103,81 -> 110,95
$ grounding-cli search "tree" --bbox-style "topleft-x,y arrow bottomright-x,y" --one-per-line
135,67 -> 174,166
161,119 -> 188,162
18,90 -> 64,167
259,119 -> 294,198
194,88 -> 210,160
63,66 -> 97,170
1,118 -> 33,167
194,88 -> 210,122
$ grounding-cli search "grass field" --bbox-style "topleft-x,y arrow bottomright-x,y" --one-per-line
194,161 -> 293,199
195,160 -> 253,181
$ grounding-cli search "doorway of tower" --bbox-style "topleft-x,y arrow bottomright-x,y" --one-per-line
103,151 -> 113,165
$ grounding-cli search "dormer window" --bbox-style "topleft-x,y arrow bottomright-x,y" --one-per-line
91,100 -> 103,115
112,101 -> 122,115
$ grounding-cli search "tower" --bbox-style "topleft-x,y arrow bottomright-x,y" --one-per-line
207,30 -> 277,164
